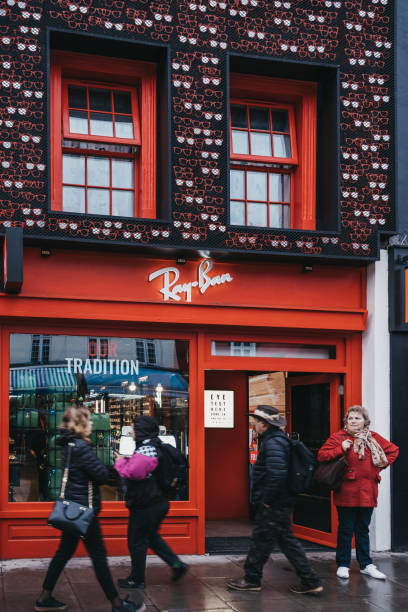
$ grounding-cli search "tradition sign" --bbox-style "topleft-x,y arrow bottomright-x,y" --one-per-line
204,390 -> 234,428
148,258 -> 233,302
65,358 -> 139,376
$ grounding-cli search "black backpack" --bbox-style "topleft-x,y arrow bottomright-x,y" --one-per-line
155,440 -> 188,499
288,438 -> 315,495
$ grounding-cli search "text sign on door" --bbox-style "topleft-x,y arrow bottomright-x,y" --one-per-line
205,390 -> 234,428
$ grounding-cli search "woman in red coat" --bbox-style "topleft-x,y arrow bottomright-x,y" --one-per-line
318,405 -> 398,581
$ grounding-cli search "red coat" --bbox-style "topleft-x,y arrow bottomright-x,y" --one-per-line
317,429 -> 399,507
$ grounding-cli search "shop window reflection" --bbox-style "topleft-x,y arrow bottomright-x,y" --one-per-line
9,334 -> 189,503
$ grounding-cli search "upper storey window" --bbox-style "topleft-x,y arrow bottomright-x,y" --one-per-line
230,102 -> 296,228
51,51 -> 156,219
229,74 -> 317,231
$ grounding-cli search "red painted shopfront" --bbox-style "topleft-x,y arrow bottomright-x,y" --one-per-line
0,247 -> 366,559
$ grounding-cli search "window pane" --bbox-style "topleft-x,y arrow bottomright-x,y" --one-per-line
231,104 -> 247,128
273,134 -> 291,158
249,106 -> 270,130
112,159 -> 134,189
63,154 -> 85,185
247,202 -> 267,227
251,132 -> 272,156
87,157 -> 110,187
230,169 -> 245,199
69,110 -> 88,134
269,203 -> 284,228
212,340 -> 335,359
63,186 -> 85,212
247,171 -> 267,201
88,188 -> 110,215
113,91 -> 132,114
68,85 -> 87,109
9,334 -> 190,502
269,173 -> 283,202
230,200 -> 245,225
90,113 -> 114,137
272,109 -> 289,133
115,116 -> 134,139
112,190 -> 134,217
283,174 -> 291,202
269,204 -> 290,228
89,88 -> 112,112
232,130 -> 249,154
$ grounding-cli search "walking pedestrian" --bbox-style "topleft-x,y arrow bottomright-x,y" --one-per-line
318,405 -> 399,580
115,415 -> 188,590
34,406 -> 143,612
227,405 -> 323,595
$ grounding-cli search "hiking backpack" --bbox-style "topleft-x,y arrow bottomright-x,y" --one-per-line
155,441 -> 188,499
288,437 -> 315,495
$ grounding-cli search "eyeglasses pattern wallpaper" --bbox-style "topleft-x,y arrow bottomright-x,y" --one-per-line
0,0 -> 394,260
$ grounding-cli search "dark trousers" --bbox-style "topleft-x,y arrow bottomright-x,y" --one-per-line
336,506 -> 374,569
43,517 -> 118,602
244,505 -> 321,588
128,499 -> 180,584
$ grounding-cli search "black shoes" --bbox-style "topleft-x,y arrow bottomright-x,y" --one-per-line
289,583 -> 324,595
172,562 -> 189,582
112,597 -> 146,612
34,597 -> 68,611
227,577 -> 262,591
117,577 -> 145,590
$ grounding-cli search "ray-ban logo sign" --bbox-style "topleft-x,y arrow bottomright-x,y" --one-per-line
148,258 -> 233,302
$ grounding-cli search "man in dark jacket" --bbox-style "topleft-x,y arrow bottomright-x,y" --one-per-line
227,405 -> 323,595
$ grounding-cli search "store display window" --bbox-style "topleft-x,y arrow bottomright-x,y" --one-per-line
9,334 -> 189,502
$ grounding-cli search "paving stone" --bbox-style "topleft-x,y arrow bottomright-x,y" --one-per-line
189,561 -> 244,580
227,600 -> 309,612
148,582 -> 228,611
5,587 -> 81,612
3,568 -> 68,591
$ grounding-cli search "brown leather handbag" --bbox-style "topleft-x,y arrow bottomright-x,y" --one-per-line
314,454 -> 348,491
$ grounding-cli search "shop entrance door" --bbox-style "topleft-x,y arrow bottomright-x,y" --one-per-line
287,374 -> 341,547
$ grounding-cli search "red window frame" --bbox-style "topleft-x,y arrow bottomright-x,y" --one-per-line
62,79 -> 141,146
230,165 -> 292,228
230,100 -> 298,165
50,50 -> 157,219
230,74 -> 317,231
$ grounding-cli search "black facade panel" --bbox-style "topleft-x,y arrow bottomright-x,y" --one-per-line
0,1 -> 395,261
396,0 -> 408,232
391,332 -> 408,550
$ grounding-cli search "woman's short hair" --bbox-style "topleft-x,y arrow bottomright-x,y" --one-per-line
61,406 -> 91,440
344,405 -> 370,427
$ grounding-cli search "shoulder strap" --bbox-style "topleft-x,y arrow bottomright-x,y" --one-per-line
60,441 -> 75,499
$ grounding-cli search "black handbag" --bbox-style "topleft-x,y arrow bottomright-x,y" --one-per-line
48,441 -> 95,538
314,454 -> 348,491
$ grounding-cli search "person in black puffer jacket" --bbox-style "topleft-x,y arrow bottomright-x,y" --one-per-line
35,406 -> 144,612
227,405 -> 323,596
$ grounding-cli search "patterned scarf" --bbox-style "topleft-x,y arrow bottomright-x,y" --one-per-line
344,425 -> 388,468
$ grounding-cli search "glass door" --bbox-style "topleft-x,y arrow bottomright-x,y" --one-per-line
287,374 -> 341,547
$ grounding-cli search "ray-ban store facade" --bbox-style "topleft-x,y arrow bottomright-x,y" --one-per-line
0,246 -> 367,559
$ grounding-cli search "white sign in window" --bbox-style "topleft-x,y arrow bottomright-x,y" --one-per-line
205,390 -> 234,428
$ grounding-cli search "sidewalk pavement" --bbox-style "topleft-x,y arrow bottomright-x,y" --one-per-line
2,551 -> 408,612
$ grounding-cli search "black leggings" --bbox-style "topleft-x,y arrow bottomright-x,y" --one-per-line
128,499 -> 180,584
43,517 -> 118,602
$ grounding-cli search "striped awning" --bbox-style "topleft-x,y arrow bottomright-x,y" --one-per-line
10,366 -> 77,392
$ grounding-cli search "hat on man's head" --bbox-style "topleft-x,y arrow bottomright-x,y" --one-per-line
248,405 -> 286,428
